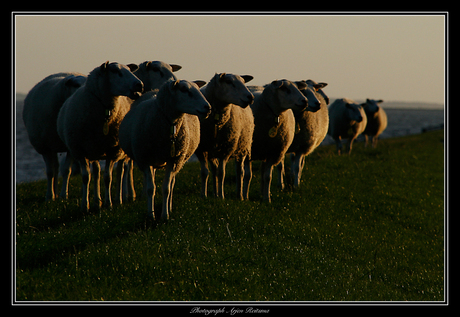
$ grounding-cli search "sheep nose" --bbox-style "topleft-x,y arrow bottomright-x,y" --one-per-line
247,94 -> 254,104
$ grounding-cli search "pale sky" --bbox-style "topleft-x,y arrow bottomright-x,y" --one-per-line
15,14 -> 445,104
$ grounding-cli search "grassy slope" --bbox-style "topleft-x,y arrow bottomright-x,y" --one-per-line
15,130 -> 445,301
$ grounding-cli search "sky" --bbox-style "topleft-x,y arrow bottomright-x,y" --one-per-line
15,14 -> 445,104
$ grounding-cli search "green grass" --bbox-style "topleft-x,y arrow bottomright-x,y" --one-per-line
15,130 -> 445,301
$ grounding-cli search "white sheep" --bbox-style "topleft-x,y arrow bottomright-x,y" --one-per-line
245,80 -> 308,202
123,60 -> 182,201
57,61 -> 143,211
23,72 -> 86,201
361,98 -> 387,148
119,80 -> 211,221
277,79 -> 330,188
195,73 -> 255,200
328,98 -> 367,155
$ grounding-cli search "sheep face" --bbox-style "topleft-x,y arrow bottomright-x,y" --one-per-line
171,80 -> 212,119
135,61 -> 182,91
295,81 -> 322,113
271,80 -> 308,113
362,98 -> 383,117
216,73 -> 255,108
100,62 -> 144,100
345,103 -> 364,122
305,80 -> 329,105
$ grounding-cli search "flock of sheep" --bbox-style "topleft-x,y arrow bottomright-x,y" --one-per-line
22,61 -> 388,221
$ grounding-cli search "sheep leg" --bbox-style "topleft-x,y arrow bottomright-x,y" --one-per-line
335,136 -> 343,155
242,157 -> 252,200
124,159 -> 136,202
103,159 -> 115,209
92,160 -> 102,209
235,158 -> 244,200
169,175 -> 176,213
372,136 -> 378,148
143,166 -> 155,219
114,160 -> 124,205
196,151 -> 209,198
209,159 -> 219,198
43,152 -> 59,201
217,158 -> 227,199
162,164 -> 175,221
80,159 -> 91,211
364,135 -> 369,147
291,153 -> 304,188
261,162 -> 273,203
59,153 -> 73,199
347,137 -> 356,155
276,161 -> 285,190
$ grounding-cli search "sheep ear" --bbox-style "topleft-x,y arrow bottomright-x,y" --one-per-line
100,61 -> 110,71
170,64 -> 182,72
272,80 -> 283,89
345,103 -> 353,109
314,82 -> 328,91
241,75 -> 254,84
193,80 -> 207,88
219,73 -> 227,81
376,99 -> 384,103
127,63 -> 139,72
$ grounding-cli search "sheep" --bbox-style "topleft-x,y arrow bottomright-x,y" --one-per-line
22,72 -> 86,201
123,61 -> 182,201
328,98 -> 367,155
195,73 -> 255,200
132,60 -> 181,92
57,61 -> 143,211
361,98 -> 387,148
119,80 -> 211,221
277,79 -> 330,189
245,79 -> 308,202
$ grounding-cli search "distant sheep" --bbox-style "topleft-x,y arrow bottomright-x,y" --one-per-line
195,73 -> 255,200
57,61 -> 143,211
123,61 -> 182,201
328,98 -> 367,155
362,98 -> 387,148
119,80 -> 211,221
277,79 -> 330,188
246,79 -> 308,202
23,72 -> 86,201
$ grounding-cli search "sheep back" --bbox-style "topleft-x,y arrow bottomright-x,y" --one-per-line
57,70 -> 134,162
363,104 -> 388,137
23,72 -> 86,154
251,103 -> 295,165
288,93 -> 329,156
197,105 -> 254,162
120,98 -> 200,173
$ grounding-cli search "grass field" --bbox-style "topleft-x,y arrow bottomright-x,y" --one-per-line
15,130 -> 445,301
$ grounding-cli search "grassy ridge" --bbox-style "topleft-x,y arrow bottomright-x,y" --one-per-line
15,130 -> 444,301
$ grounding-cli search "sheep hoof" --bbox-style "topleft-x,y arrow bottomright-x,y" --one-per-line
160,212 -> 170,222
147,212 -> 156,221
